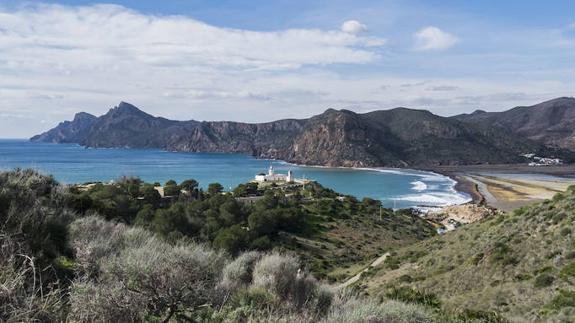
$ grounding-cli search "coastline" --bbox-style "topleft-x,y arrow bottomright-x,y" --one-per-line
14,140 -> 575,212
426,164 -> 575,212
282,161 -> 473,207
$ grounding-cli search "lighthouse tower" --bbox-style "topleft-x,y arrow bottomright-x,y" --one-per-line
268,165 -> 274,176
287,170 -> 294,182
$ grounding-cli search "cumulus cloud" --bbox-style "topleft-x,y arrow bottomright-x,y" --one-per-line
0,4 -> 385,72
341,20 -> 368,34
413,26 -> 458,51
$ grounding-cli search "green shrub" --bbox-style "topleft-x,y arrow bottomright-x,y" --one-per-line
546,290 -> 575,310
384,286 -> 441,308
560,262 -> 575,280
534,273 -> 555,288
560,227 -> 572,237
456,308 -> 509,323
230,287 -> 278,310
490,242 -> 519,266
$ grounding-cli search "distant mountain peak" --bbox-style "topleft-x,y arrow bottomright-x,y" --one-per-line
73,112 -> 97,121
108,101 -> 154,119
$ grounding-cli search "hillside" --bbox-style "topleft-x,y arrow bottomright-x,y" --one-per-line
0,168 -> 447,322
355,186 -> 575,322
454,97 -> 575,150
32,101 -> 566,167
66,176 -> 436,281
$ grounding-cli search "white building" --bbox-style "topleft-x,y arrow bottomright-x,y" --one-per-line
255,166 -> 294,183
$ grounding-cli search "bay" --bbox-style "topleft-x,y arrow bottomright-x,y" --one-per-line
0,139 -> 470,209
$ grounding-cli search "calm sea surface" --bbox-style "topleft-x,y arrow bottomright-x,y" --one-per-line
0,139 -> 470,209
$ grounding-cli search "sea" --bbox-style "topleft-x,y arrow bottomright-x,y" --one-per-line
0,139 -> 471,209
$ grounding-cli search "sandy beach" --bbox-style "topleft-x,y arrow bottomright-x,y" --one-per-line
429,164 -> 575,212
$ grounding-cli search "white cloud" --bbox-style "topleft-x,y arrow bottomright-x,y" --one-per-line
0,4 -> 385,72
341,20 -> 367,34
413,26 -> 458,51
0,4 -> 572,138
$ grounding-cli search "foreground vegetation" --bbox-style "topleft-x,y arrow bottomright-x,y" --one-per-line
356,184 -> 575,322
1,168 -> 492,322
67,176 -> 435,280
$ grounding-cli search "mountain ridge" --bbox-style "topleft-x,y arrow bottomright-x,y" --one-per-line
453,97 -> 575,150
31,99 -> 573,167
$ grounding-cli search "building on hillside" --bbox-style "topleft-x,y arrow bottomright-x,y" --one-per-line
255,165 -> 294,183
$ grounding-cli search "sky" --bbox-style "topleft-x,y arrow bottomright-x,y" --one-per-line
1,0 -> 575,138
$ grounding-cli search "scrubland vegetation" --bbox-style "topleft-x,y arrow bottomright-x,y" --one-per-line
0,169 -> 444,322
7,168 -> 574,322
357,184 -> 575,322
66,176 -> 435,280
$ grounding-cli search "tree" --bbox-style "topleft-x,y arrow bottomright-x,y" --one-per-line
207,183 -> 224,195
361,197 -> 382,215
248,211 -> 277,235
118,176 -> 143,198
180,179 -> 199,192
140,184 -> 161,206
163,184 -> 180,197
233,182 -> 259,197
165,179 -> 178,187
213,225 -> 250,255
134,204 -> 155,228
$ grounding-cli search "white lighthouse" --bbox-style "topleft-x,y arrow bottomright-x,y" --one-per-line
254,166 -> 294,182
287,170 -> 294,182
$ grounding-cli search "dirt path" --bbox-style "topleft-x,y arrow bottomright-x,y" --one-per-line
339,252 -> 390,289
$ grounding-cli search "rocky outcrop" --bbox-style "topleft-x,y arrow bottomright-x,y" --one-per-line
32,100 -> 571,167
31,112 -> 97,143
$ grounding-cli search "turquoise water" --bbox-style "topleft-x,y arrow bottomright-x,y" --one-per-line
0,139 -> 470,209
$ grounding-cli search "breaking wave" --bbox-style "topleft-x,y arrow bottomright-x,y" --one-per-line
394,192 -> 471,206
411,181 -> 428,192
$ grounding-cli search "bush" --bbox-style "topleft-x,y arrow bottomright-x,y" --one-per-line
69,217 -> 228,322
384,286 -> 441,308
0,234 -> 65,322
220,251 -> 262,290
534,273 -> 555,288
251,252 -> 333,312
213,225 -> 250,255
68,280 -> 147,322
546,290 -> 575,310
560,262 -> 575,280
230,287 -> 278,310
324,295 -> 433,323
455,308 -> 509,323
252,253 -> 301,300
490,242 -> 519,266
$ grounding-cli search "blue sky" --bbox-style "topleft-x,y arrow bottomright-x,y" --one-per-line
0,0 -> 574,137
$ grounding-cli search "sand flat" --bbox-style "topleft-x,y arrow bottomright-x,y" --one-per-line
465,173 -> 574,211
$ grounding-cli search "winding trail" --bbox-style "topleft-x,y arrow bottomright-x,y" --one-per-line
339,252 -> 390,289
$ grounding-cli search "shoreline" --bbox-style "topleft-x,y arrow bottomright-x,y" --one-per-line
13,141 -> 575,211
426,164 -> 575,212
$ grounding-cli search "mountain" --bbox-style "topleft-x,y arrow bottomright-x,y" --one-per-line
357,186 -> 575,322
453,97 -> 575,150
31,111 -> 97,143
31,101 -> 566,167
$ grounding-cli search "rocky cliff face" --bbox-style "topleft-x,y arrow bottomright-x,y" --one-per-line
453,97 -> 575,150
31,112 -> 97,143
32,100 -> 570,167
